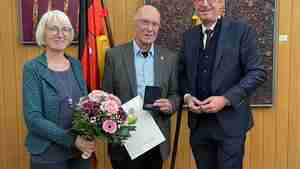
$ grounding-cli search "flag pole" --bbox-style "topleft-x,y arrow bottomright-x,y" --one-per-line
100,0 -> 114,47
78,0 -> 87,60
170,100 -> 184,169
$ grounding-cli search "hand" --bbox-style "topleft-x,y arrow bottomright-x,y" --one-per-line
74,136 -> 96,155
201,96 -> 228,113
184,95 -> 203,113
153,99 -> 173,113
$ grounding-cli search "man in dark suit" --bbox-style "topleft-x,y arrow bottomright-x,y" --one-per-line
102,5 -> 180,169
179,0 -> 267,169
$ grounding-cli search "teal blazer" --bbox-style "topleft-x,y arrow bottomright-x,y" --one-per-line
22,53 -> 88,155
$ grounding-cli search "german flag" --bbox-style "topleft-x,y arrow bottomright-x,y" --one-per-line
79,0 -> 112,91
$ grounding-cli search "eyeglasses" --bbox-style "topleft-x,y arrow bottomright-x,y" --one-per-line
137,19 -> 160,29
46,25 -> 73,35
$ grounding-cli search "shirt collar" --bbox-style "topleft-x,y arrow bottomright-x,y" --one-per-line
201,18 -> 219,34
133,40 -> 154,58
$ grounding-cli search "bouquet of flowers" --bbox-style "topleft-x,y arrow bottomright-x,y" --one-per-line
71,90 -> 137,158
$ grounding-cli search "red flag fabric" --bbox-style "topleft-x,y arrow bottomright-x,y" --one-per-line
81,0 -> 107,91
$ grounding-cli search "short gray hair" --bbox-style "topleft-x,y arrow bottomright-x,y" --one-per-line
35,10 -> 74,47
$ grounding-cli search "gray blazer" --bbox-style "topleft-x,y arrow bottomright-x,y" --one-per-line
102,41 -> 180,160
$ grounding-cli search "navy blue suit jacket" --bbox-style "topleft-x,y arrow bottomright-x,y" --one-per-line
179,17 -> 267,136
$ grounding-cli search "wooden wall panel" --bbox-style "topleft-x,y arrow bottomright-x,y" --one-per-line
1,0 -> 300,169
107,0 -> 144,45
262,109 -> 276,169
275,0 -> 291,169
1,0 -> 20,169
249,109 -> 265,169
288,0 -> 300,168
0,32 -> 6,169
0,0 -> 6,165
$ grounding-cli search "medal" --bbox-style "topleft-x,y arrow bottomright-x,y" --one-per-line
67,96 -> 73,106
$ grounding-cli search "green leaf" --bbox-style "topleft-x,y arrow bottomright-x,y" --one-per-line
118,127 -> 130,137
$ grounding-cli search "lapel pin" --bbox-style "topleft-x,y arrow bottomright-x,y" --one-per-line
160,56 -> 165,61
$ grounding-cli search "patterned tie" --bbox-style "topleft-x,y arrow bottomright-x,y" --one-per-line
205,29 -> 214,49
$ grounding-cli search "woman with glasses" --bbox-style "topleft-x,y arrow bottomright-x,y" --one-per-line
22,10 -> 95,169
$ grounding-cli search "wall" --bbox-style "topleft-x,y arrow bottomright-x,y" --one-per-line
0,0 -> 299,169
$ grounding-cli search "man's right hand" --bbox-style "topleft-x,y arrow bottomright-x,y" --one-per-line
184,94 -> 203,113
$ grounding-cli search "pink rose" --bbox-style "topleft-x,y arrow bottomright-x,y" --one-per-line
107,94 -> 122,105
102,120 -> 117,134
102,100 -> 120,113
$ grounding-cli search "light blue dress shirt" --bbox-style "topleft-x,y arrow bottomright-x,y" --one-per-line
133,40 -> 155,98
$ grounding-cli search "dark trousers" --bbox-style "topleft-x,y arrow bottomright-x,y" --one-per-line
30,157 -> 90,169
190,114 -> 246,169
109,145 -> 163,169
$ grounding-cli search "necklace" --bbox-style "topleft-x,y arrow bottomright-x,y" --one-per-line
54,66 -> 74,107
48,58 -> 70,71
65,69 -> 73,107
48,62 -> 69,71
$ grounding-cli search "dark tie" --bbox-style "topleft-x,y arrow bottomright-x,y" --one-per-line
205,29 -> 214,49
141,51 -> 149,58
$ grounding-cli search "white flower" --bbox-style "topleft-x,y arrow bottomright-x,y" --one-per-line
90,117 -> 97,123
88,90 -> 108,103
